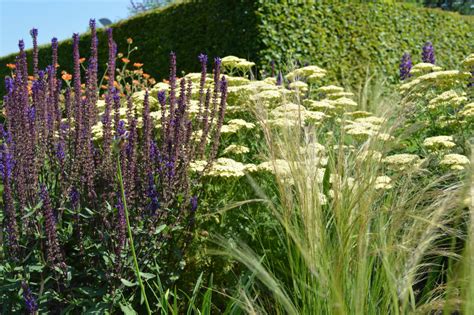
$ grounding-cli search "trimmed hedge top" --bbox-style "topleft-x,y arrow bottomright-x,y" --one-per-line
0,0 -> 472,96
256,1 -> 474,86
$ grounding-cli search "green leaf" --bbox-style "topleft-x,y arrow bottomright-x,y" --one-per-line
120,279 -> 137,287
139,272 -> 155,280
119,303 -> 138,315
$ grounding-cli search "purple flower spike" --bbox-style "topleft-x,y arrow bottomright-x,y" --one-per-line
198,53 -> 208,64
190,196 -> 198,212
422,41 -> 435,64
399,52 -> 412,81
21,281 -> 38,314
30,28 -> 39,76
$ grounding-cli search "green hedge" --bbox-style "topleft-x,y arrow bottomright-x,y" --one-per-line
0,0 -> 260,96
256,1 -> 474,86
0,0 -> 473,96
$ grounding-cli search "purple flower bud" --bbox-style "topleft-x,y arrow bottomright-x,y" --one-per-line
190,196 -> 198,212
18,39 -> 25,51
28,107 -> 36,124
21,281 -> 38,314
422,41 -> 435,64
399,52 -> 412,81
69,187 -> 80,209
56,141 -> 65,163
158,90 -> 166,104
198,53 -> 208,65
214,57 -> 222,67
276,71 -> 283,86
5,77 -> 13,94
116,120 -> 126,138
30,28 -> 38,37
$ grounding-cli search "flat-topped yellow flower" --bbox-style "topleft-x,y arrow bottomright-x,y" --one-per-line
439,153 -> 470,170
410,62 -> 442,75
223,144 -> 250,155
423,135 -> 456,150
383,153 -> 421,171
317,85 -> 344,94
375,176 -> 392,190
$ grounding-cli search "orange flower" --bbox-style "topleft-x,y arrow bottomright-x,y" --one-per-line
127,38 -> 133,44
104,75 -> 109,81
133,63 -> 143,68
132,79 -> 140,86
6,63 -> 16,70
122,58 -> 130,64
28,76 -> 35,81
148,78 -> 156,85
133,69 -> 143,75
62,72 -> 72,81
143,73 -> 150,79
113,81 -> 120,88
79,58 -> 86,63
162,79 -> 169,84
101,85 -> 107,90
55,63 -> 60,68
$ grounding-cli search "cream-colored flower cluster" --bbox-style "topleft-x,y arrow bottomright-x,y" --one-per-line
410,62 -> 442,76
439,153 -> 470,170
191,158 -> 257,178
221,56 -> 255,73
461,53 -> 474,68
400,70 -> 471,92
383,154 -> 421,170
285,65 -> 327,82
428,90 -> 467,109
223,144 -> 250,155
422,135 -> 456,150
221,119 -> 256,134
344,119 -> 392,141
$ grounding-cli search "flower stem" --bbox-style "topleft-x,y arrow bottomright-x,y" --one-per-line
116,157 -> 152,314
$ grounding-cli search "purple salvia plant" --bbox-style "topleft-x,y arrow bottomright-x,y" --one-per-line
400,52 -> 412,81
422,41 -> 435,64
30,28 -> 39,77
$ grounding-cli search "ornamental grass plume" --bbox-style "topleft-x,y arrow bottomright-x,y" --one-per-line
400,52 -> 413,80
215,81 -> 467,314
422,41 -> 435,64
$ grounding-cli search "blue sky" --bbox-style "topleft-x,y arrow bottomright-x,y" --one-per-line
0,0 -> 131,56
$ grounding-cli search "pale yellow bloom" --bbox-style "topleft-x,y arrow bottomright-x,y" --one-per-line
439,153 -> 470,170
223,144 -> 250,155
423,135 -> 456,150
